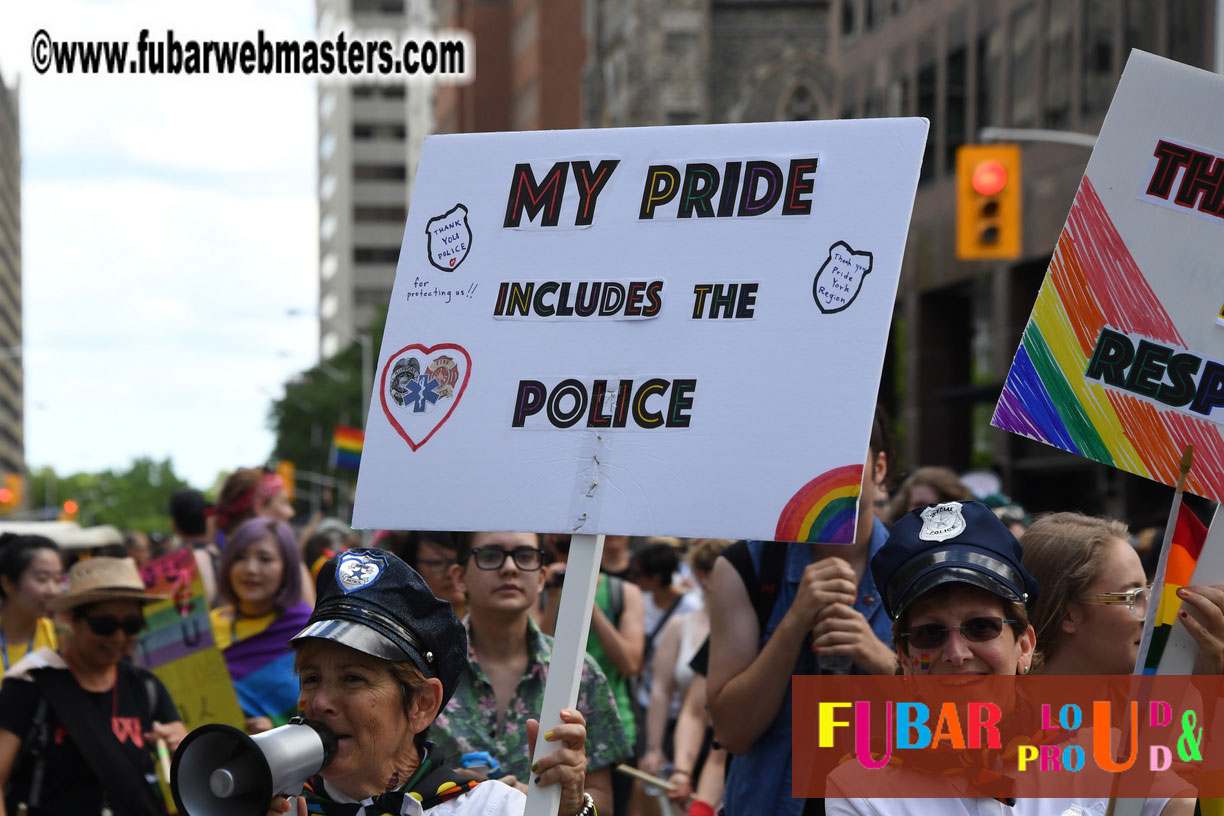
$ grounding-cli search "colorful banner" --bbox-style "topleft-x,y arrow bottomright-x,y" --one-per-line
992,51 -> 1224,503
353,119 -> 928,541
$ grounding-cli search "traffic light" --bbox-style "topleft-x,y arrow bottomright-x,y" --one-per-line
0,473 -> 21,514
61,499 -> 79,521
956,143 -> 1022,260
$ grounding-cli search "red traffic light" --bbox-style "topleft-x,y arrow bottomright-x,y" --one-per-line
62,500 -> 79,515
0,488 -> 11,504
971,160 -> 1009,196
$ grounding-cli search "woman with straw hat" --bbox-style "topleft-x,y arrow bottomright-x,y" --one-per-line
0,557 -> 188,816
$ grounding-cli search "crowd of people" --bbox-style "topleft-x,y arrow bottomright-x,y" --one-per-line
0,435 -> 1221,816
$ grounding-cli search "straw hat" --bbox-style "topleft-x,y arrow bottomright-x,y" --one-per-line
48,557 -> 167,613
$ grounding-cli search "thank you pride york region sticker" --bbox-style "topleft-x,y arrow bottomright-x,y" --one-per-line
380,343 -> 472,451
813,241 -> 873,314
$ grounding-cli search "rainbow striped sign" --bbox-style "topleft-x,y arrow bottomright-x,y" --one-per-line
135,548 -> 244,730
992,52 -> 1224,502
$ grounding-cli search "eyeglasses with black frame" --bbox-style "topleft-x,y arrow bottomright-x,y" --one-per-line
416,556 -> 457,574
83,614 -> 146,636
899,616 -> 1017,650
1081,585 -> 1151,621
469,546 -> 545,571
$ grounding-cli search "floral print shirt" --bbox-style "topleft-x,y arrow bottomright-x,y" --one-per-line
431,617 -> 632,779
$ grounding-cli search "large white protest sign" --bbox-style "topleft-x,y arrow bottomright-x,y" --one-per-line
354,119 -> 927,541
992,51 -> 1224,503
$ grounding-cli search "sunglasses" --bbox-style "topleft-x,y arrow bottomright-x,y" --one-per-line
900,616 -> 1017,650
84,614 -> 146,636
469,546 -> 544,571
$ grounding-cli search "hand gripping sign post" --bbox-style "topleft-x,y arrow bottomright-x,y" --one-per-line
354,118 -> 927,815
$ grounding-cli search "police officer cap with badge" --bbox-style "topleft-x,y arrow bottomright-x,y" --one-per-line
277,548 -> 598,816
870,501 -> 1039,676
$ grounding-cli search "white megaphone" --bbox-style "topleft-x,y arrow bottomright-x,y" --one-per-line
171,717 -> 338,816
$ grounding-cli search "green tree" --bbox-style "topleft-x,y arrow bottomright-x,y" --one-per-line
268,306 -> 388,480
27,458 -> 192,533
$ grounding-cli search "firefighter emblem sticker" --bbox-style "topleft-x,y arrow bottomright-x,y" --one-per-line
813,241 -> 873,314
380,343 -> 472,451
426,204 -> 472,272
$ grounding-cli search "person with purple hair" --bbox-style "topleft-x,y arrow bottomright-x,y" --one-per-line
209,518 -> 312,733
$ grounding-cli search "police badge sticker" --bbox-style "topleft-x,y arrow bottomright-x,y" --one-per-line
813,241 -> 874,314
336,551 -> 389,593
380,343 -> 472,451
426,204 -> 472,272
918,502 -> 968,542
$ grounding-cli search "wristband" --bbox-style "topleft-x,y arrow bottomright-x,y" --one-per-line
572,791 -> 596,816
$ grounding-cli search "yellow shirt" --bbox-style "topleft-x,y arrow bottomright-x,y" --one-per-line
209,606 -> 277,650
1,617 -> 58,670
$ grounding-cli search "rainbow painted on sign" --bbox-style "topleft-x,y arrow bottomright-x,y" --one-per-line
775,464 -> 862,543
991,177 -> 1224,503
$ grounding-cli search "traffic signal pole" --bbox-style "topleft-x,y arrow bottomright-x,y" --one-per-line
977,127 -> 1097,149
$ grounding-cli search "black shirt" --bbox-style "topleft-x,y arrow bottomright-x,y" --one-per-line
0,662 -> 180,816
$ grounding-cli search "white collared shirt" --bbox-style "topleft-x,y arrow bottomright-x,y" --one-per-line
316,777 -> 525,816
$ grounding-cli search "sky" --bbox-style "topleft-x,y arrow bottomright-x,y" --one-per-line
0,1 -> 322,490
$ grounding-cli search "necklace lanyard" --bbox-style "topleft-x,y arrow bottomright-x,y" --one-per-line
0,618 -> 36,671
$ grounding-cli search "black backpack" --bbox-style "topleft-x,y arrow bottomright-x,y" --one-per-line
718,540 -> 787,637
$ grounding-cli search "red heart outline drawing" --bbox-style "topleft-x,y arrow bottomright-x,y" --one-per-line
379,343 -> 472,451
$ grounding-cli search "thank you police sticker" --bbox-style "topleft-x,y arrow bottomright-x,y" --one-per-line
337,551 -> 388,593
426,204 -> 472,272
918,502 -> 967,542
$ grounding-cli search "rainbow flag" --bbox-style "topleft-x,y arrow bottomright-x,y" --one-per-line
213,603 -> 313,726
1143,504 -> 1208,674
331,425 -> 364,470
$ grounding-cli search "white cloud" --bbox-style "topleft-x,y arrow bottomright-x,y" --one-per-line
1,0 -> 326,489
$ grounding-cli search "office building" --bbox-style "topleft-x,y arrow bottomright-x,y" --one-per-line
830,0 -> 1215,520
317,0 -> 436,357
0,64 -> 23,484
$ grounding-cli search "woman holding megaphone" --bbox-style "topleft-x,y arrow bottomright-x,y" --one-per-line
244,548 -> 594,816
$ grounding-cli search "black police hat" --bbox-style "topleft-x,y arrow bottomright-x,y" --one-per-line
870,500 -> 1039,620
290,548 -> 467,710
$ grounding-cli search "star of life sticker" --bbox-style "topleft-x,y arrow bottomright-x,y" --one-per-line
336,551 -> 388,594
918,502 -> 967,542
